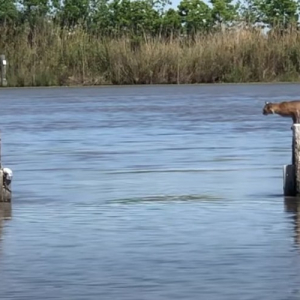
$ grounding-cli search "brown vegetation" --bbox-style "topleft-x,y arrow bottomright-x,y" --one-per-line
2,23 -> 300,87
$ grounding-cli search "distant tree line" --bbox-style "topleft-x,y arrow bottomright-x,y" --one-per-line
1,0 -> 300,37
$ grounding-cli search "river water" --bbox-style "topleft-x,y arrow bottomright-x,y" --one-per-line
0,84 -> 300,299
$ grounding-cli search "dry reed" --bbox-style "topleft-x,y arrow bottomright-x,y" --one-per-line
1,23 -> 300,86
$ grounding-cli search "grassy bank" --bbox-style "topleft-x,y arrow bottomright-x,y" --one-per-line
1,23 -> 300,87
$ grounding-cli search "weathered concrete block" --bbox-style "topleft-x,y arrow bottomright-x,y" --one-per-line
283,164 -> 296,197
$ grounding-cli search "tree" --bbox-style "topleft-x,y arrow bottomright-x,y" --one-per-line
129,0 -> 161,35
0,0 -> 18,24
15,0 -> 61,25
103,0 -> 161,36
162,8 -> 182,35
239,0 -> 260,26
210,0 -> 240,26
150,0 -> 172,15
17,0 -> 51,20
178,0 -> 213,34
245,0 -> 299,28
89,0 -> 112,33
58,0 -> 91,28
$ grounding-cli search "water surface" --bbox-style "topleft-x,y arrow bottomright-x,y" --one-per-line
0,84 -> 300,299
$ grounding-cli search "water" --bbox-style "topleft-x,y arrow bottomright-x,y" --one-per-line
0,84 -> 300,299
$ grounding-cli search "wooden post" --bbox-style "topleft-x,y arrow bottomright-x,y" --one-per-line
0,55 -> 7,87
0,131 -> 2,169
294,124 -> 300,196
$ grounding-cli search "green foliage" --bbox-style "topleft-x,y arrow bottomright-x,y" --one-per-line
1,0 -> 300,37
58,0 -> 91,27
89,0 -> 112,34
210,0 -> 239,25
162,8 -> 182,35
0,0 -> 18,23
108,0 -> 161,35
17,0 -> 52,21
239,0 -> 259,25
241,0 -> 299,28
178,0 -> 213,34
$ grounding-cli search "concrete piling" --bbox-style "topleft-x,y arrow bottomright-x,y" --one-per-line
0,133 -> 12,202
284,124 -> 300,196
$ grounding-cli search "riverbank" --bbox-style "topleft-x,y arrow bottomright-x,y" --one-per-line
2,24 -> 300,87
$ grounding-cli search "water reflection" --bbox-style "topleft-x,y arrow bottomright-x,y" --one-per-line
0,203 -> 12,241
284,197 -> 300,245
0,203 -> 12,220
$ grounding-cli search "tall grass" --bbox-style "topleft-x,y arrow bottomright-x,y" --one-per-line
1,22 -> 300,87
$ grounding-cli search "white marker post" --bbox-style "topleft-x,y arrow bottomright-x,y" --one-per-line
0,55 -> 7,87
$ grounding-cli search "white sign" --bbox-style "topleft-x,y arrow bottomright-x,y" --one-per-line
2,60 -> 7,66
